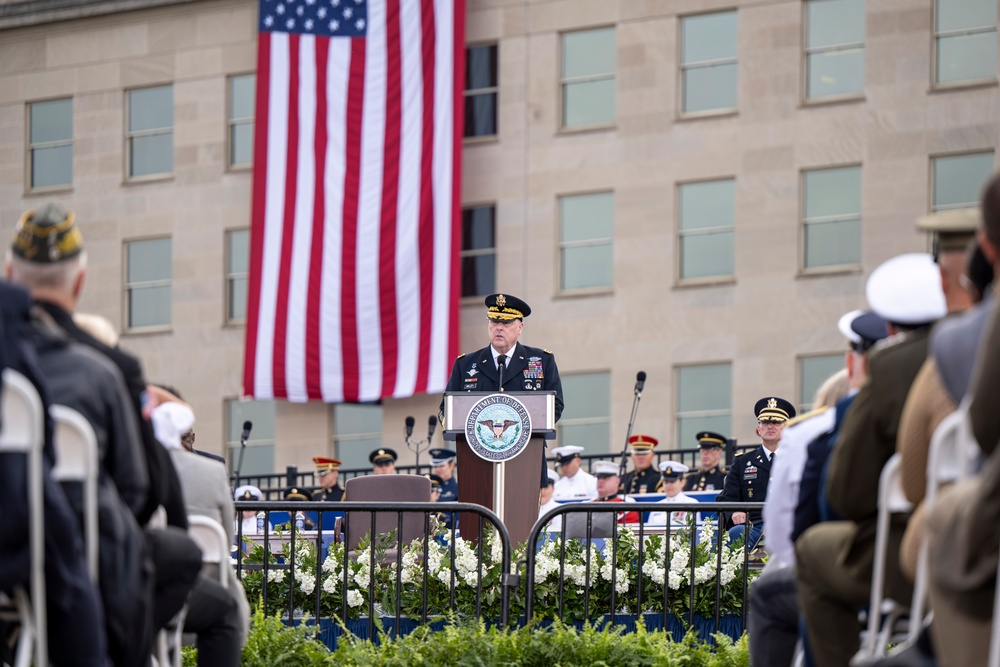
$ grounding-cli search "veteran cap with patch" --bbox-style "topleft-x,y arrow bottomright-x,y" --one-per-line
369,447 -> 398,464
755,396 -> 796,423
658,460 -> 689,480
12,203 -> 84,263
485,293 -> 531,321
696,431 -> 726,449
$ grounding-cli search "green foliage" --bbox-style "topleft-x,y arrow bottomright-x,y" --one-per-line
240,607 -> 333,667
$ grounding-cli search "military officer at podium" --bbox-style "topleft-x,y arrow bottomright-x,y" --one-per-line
620,434 -> 662,494
717,396 -> 795,549
442,293 -> 564,422
312,456 -> 344,502
683,431 -> 728,492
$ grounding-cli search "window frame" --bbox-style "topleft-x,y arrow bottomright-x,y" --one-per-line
931,0 -> 998,89
125,84 -> 174,182
555,371 -> 612,456
459,203 -> 497,300
799,163 -> 863,274
556,190 -> 615,295
801,0 -> 866,104
227,73 -> 255,171
674,361 -> 733,450
26,96 -> 74,193
332,403 -> 384,470
123,236 -> 173,333
463,42 -> 499,142
797,352 -> 846,412
678,10 -> 739,119
675,177 -> 737,285
225,228 -> 250,325
225,397 -> 276,477
929,150 -> 996,213
559,25 -> 617,132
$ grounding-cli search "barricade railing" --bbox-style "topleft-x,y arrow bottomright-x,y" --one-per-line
522,501 -> 766,635
233,501 -> 513,636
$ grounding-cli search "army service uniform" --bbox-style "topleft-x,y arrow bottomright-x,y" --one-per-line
684,465 -> 727,492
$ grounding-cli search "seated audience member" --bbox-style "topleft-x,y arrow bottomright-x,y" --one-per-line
620,434 -> 662,494
795,253 -> 946,667
684,432 -> 728,492
234,484 -> 264,535
369,447 -> 398,474
552,445 -> 597,500
311,456 -> 344,501
0,280 -> 111,667
647,461 -> 696,527
592,460 -> 640,524
152,400 -> 250,656
280,488 -> 316,530
538,468 -> 561,531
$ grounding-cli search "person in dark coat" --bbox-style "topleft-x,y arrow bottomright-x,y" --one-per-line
442,293 -> 564,422
683,431 -> 728,492
717,396 -> 796,549
0,280 -> 111,667
619,434 -> 662,494
312,456 -> 344,501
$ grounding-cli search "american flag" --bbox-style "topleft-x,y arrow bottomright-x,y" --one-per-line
243,0 -> 465,402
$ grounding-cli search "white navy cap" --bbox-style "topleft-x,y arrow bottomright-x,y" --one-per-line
234,485 -> 263,501
546,468 -> 559,484
552,445 -> 584,462
592,460 -> 619,477
658,460 -> 689,479
837,309 -> 865,344
428,448 -> 456,466
866,253 -> 947,326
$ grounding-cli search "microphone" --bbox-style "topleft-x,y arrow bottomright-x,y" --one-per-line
634,371 -> 647,396
240,420 -> 253,445
405,416 -> 415,438
427,415 -> 437,440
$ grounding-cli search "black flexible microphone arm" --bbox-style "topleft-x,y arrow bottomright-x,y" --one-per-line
617,372 -> 646,479
232,420 -> 252,488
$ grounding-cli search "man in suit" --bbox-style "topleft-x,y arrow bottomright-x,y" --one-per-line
717,396 -> 795,550
442,293 -> 564,422
684,431 -> 728,492
795,253 -> 947,667
312,456 -> 344,501
620,434 -> 662,494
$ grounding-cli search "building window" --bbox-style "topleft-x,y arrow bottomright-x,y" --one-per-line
464,44 -> 498,138
804,0 -> 865,100
127,85 -> 173,179
226,398 -> 275,476
561,27 -> 616,128
678,179 -> 735,281
226,229 -> 249,323
228,74 -> 255,168
559,192 -> 614,291
932,152 -> 995,211
461,205 -> 496,297
680,11 -> 738,114
28,98 -> 73,190
802,165 -> 862,269
333,404 -> 384,471
676,363 -> 732,449
934,0 -> 997,85
557,372 -> 611,456
125,238 -> 172,330
799,354 -> 844,412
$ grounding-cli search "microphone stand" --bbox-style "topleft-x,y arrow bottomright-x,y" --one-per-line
406,417 -> 435,472
617,384 -> 644,479
232,433 -> 248,489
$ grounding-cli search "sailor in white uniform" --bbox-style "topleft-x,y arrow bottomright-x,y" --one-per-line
551,445 -> 597,501
647,461 -> 698,528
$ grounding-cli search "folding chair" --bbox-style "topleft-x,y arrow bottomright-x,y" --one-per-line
50,404 -> 100,583
338,475 -> 431,561
188,515 -> 231,588
0,369 -> 47,667
988,539 -> 1000,667
854,453 -> 913,664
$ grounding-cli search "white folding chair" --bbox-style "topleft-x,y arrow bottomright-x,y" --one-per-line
854,453 -> 913,664
988,541 -> 1000,667
50,404 -> 100,583
0,369 -> 48,667
188,515 -> 231,588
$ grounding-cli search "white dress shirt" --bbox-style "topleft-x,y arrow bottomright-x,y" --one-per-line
647,491 -> 698,526
762,407 -> 836,568
553,469 -> 598,501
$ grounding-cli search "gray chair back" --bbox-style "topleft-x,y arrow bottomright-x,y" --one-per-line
343,474 -> 432,553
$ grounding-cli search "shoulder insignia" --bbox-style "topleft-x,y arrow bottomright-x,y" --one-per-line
457,353 -> 466,359
543,349 -> 552,354
785,406 -> 830,427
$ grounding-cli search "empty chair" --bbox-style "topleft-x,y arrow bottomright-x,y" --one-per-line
50,404 -> 100,583
563,509 -> 616,540
0,368 -> 47,667
188,515 -> 231,589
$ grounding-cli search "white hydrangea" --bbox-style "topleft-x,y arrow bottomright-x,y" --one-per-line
346,589 -> 364,608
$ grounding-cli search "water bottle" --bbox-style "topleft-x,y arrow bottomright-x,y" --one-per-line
256,511 -> 266,534
294,511 -> 305,532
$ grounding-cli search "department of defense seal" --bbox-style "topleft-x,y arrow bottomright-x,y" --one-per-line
464,393 -> 533,462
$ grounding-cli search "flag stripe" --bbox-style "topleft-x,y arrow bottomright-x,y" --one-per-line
244,0 -> 462,404
448,0 -> 467,393
379,0 -> 402,397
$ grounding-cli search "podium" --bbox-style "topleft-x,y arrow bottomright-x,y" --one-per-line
443,391 -> 557,545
